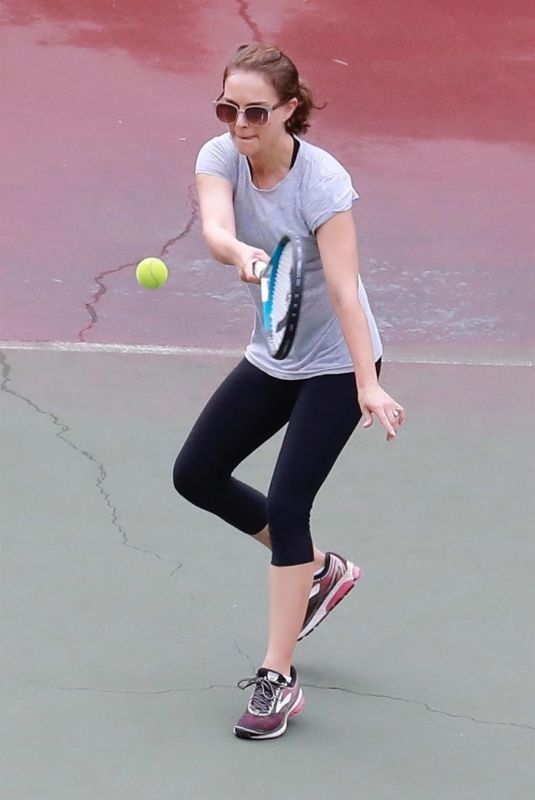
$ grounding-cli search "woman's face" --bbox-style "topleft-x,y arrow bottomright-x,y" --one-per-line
220,70 -> 296,156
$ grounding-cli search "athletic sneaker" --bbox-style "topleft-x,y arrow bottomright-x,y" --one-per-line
233,666 -> 304,740
298,551 -> 361,641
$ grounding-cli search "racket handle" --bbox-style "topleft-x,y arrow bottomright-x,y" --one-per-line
252,260 -> 267,279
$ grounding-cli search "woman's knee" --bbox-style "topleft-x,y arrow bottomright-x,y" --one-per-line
172,453 -> 207,504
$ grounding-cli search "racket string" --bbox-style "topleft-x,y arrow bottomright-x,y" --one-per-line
270,247 -> 293,347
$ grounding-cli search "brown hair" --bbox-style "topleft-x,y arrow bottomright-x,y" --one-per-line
222,43 -> 324,135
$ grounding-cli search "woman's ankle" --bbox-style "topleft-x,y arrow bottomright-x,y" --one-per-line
260,661 -> 292,679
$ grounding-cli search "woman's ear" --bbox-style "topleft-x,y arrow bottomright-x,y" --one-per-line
283,97 -> 299,123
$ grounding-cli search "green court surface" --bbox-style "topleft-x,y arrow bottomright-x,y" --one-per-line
1,349 -> 533,799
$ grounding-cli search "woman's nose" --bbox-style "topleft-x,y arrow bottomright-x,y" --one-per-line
235,110 -> 249,126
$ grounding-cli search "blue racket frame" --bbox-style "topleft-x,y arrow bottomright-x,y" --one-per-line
255,235 -> 303,360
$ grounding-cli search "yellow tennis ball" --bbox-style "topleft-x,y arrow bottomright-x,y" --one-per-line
136,257 -> 169,289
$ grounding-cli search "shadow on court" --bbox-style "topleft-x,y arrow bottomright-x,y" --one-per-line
1,350 -> 533,798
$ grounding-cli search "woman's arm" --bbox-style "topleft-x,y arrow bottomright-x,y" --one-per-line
196,174 -> 268,280
316,210 -> 377,389
316,210 -> 405,440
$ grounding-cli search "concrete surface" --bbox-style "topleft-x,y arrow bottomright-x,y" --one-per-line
1,350 -> 534,798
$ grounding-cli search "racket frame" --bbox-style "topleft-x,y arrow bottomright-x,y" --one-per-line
252,235 -> 303,360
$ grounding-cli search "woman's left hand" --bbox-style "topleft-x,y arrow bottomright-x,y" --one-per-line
359,384 -> 406,442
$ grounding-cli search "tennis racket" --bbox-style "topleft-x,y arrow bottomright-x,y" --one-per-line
252,235 -> 303,360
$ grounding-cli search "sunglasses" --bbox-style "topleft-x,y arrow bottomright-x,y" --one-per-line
213,99 -> 283,126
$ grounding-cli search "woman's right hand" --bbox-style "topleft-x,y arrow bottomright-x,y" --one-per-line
234,243 -> 270,284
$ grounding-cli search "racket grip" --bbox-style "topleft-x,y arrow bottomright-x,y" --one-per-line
252,260 -> 267,279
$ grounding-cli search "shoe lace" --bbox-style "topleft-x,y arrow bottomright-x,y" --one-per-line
237,675 -> 282,715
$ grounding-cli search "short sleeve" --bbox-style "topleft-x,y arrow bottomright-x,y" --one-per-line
303,168 -> 359,233
195,134 -> 238,187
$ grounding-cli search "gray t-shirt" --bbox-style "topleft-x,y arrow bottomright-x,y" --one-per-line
195,132 -> 383,379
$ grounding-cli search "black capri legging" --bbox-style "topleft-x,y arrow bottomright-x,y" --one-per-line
173,357 -> 381,567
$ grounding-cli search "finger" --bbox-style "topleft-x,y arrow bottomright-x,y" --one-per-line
361,410 -> 373,428
240,271 -> 259,284
252,260 -> 267,280
244,260 -> 263,283
395,406 -> 406,425
387,408 -> 402,429
378,410 -> 396,439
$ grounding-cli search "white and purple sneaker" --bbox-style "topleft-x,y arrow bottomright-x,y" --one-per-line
234,666 -> 304,740
298,551 -> 361,641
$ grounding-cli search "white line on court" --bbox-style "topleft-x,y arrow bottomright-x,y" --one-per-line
0,341 -> 242,358
0,340 -> 532,367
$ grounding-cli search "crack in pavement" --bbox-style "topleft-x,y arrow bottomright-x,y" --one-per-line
78,261 -> 135,342
161,185 -> 199,258
232,637 -> 257,674
236,0 -> 262,42
4,672 -> 534,731
78,183 -> 199,342
0,350 -> 182,578
300,683 -> 535,731
5,676 -> 235,696
229,608 -> 257,674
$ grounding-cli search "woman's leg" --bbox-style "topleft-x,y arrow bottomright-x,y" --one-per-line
173,358 -> 299,537
261,363 -> 381,675
252,526 -> 326,571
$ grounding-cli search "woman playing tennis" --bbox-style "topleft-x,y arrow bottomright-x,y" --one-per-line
173,43 -> 405,740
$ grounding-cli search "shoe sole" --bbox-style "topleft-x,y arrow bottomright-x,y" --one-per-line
297,562 -> 361,641
233,689 -> 305,740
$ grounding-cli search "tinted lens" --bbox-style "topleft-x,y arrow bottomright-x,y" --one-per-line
215,103 -> 238,123
244,106 -> 269,125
